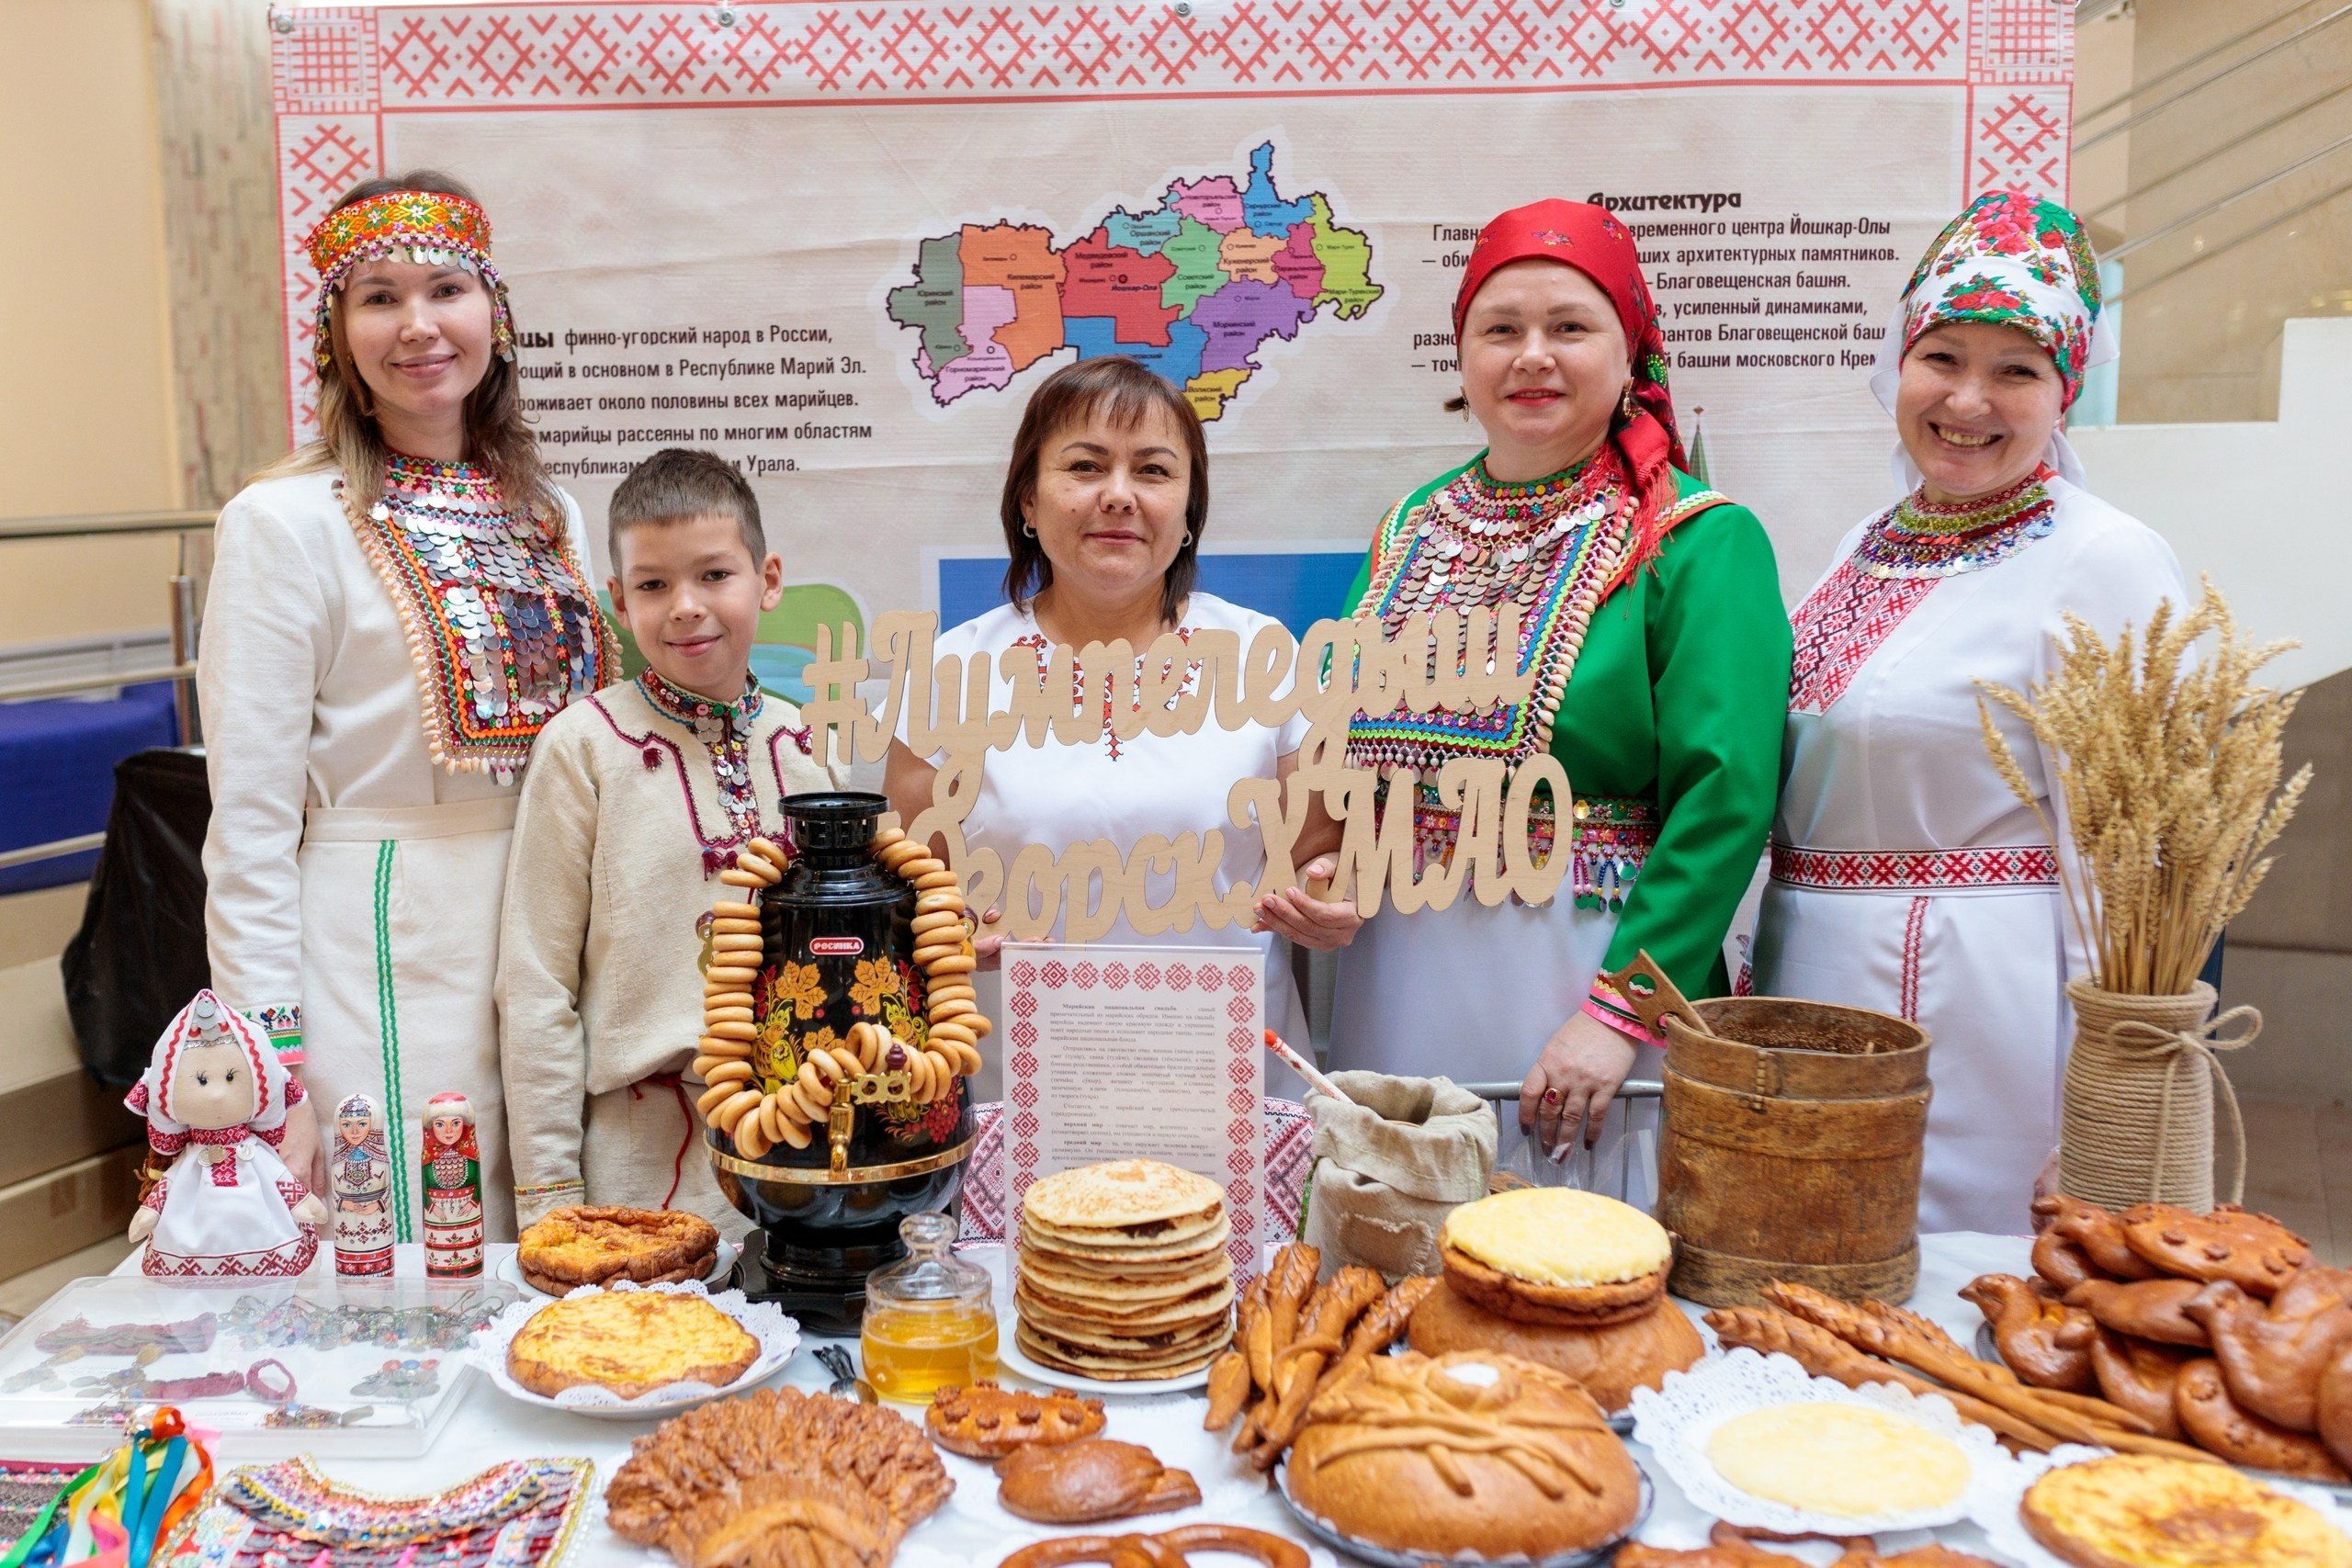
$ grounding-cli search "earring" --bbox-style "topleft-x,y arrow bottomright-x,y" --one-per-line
1022,523 -> 1036,538
1182,530 -> 1194,547
1620,383 -> 1638,422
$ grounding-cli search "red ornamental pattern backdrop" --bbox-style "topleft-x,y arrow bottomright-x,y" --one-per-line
270,0 -> 2071,441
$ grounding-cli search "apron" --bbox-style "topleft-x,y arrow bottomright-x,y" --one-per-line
298,796 -> 519,1243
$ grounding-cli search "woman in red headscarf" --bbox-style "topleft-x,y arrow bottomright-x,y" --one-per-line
1314,200 -> 1792,1164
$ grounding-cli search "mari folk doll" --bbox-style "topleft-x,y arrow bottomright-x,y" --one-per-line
421,1092 -> 485,1279
126,990 -> 327,1278
329,1092 -> 394,1277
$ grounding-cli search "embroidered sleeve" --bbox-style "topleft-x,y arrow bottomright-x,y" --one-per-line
513,1178 -> 589,1229
1582,979 -> 1662,1046
141,1181 -> 167,1213
244,1004 -> 304,1066
1596,502 -> 1792,1005
200,491 -> 330,1067
149,1128 -> 187,1157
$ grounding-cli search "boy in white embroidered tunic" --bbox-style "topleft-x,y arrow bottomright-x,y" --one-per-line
496,449 -> 836,1234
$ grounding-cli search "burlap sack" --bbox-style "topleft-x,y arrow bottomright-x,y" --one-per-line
1303,1071 -> 1497,1280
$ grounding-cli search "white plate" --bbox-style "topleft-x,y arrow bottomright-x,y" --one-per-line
996,1332 -> 1215,1397
1630,1347 -> 2021,1536
469,1279 -> 797,1420
496,1237 -> 740,1300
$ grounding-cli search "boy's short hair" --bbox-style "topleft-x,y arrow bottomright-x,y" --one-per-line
607,448 -> 763,568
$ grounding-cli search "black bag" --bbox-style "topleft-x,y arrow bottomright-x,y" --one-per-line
62,747 -> 212,1085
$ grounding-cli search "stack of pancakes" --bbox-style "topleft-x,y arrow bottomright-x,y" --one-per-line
1015,1159 -> 1234,1382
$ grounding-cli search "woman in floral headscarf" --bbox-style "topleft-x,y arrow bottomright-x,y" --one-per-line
1312,199 -> 1792,1164
1751,192 -> 2187,1234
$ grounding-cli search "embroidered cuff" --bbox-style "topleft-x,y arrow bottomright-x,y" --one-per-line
514,1179 -> 587,1200
1583,981 -> 1662,1047
513,1179 -> 588,1228
245,1003 -> 304,1066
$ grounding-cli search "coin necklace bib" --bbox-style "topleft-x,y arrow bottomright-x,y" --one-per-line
1346,456 -> 1632,814
1853,464 -> 2058,580
344,453 -> 614,781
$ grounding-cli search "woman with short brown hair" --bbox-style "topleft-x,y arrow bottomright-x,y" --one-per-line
199,173 -> 614,1243
886,355 -> 1355,1081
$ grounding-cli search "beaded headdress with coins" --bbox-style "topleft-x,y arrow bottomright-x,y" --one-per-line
302,189 -> 515,375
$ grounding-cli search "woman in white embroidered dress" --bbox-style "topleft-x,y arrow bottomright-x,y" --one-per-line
885,356 -> 1358,1098
1751,192 -> 2187,1235
199,175 -> 614,1241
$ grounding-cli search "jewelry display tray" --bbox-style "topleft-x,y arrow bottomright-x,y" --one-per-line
0,1272 -> 519,1460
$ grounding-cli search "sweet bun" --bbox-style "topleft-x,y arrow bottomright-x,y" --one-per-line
1406,1278 -> 1702,1413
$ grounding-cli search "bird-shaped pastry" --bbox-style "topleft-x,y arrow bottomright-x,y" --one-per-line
1960,1274 -> 2098,1393
2183,1266 -> 2352,1433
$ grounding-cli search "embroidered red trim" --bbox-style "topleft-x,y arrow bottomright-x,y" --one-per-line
1900,896 -> 1929,1021
1787,560 -> 1938,715
1771,843 -> 2059,889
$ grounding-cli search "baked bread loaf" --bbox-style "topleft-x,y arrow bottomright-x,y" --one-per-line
2172,1359 -> 2349,1483
1406,1278 -> 1701,1412
517,1205 -> 718,1293
1437,1189 -> 1669,1327
2019,1452 -> 2352,1568
2117,1203 -> 2309,1298
1284,1350 -> 1640,1559
995,1438 -> 1202,1524
924,1381 -> 1104,1459
1960,1274 -> 2098,1393
605,1385 -> 952,1562
506,1291 -> 757,1399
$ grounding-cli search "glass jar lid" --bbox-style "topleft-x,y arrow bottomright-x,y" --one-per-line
865,1212 -> 991,1311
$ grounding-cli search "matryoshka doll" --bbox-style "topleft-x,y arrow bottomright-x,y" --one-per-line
329,1092 -> 394,1277
420,1091 -> 485,1279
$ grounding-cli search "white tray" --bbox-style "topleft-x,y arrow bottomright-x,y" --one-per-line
470,1279 -> 797,1419
0,1274 -> 514,1459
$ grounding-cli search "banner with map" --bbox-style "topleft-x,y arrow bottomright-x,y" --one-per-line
270,3 -> 2073,689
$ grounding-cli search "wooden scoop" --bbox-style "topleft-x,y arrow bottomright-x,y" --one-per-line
1601,951 -> 1724,1043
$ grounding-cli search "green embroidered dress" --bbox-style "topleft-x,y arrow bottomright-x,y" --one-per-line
1326,455 -> 1792,1080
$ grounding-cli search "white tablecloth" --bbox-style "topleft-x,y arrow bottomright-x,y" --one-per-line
116,1233 -> 2038,1565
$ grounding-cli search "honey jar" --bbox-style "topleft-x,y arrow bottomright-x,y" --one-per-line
861,1212 -> 999,1402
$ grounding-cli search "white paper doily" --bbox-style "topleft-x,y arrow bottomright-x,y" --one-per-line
469,1279 -> 797,1418
1629,1348 -> 2018,1535
929,1394 -> 1268,1537
1972,1444 -> 2352,1568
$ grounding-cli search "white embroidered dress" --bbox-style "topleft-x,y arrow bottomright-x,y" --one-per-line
199,460 -> 607,1245
904,594 -> 1310,1095
1751,473 -> 2186,1234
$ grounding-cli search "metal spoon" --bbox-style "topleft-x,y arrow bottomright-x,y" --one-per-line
813,1345 -> 876,1404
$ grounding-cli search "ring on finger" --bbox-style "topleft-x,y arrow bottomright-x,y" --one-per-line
1542,1088 -> 1561,1104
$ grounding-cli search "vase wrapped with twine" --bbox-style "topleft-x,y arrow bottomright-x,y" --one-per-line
2059,978 -> 2261,1213
1980,581 -> 2307,1217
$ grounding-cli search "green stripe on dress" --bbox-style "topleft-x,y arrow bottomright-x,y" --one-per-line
373,840 -> 413,1242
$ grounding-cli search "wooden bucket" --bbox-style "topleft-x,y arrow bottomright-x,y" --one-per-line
1614,958 -> 1930,1306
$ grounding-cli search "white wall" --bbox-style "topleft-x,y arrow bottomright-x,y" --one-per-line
2072,315 -> 2352,691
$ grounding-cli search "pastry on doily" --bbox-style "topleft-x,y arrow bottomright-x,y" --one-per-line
1438,1189 -> 1670,1327
517,1205 -> 719,1292
606,1385 -> 952,1562
2117,1202 -> 2310,1297
1408,1276 -> 1702,1413
924,1381 -> 1104,1460
1703,1403 -> 1972,1519
996,1438 -> 1202,1524
1286,1350 -> 1641,1560
2018,1452 -> 2352,1568
505,1291 -> 757,1400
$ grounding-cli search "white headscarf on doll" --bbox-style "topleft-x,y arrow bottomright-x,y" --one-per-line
1869,189 -> 2115,494
126,989 -> 300,1156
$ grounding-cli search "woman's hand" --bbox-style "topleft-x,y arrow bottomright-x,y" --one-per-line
1521,1011 -> 1638,1158
1251,858 -> 1363,950
971,906 -> 1008,971
280,1080 -> 327,1195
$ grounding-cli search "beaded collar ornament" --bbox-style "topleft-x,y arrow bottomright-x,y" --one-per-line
1855,466 -> 2058,580
345,453 -> 615,781
639,669 -> 769,859
162,1457 -> 592,1568
301,190 -> 514,375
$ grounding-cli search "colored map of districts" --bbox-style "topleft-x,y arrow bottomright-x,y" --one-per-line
887,142 -> 1381,422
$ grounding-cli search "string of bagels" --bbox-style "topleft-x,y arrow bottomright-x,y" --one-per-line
692,828 -> 990,1160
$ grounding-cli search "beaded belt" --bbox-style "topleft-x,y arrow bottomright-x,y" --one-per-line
1407,785 -> 1658,910
1770,843 -> 2059,890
